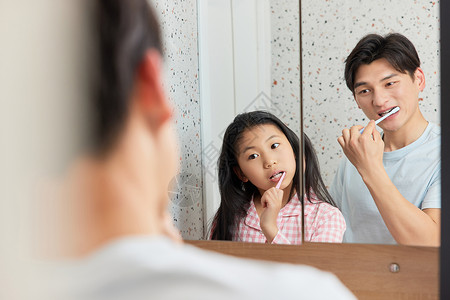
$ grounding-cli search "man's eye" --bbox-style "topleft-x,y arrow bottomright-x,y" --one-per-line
358,89 -> 370,94
271,143 -> 280,149
248,154 -> 258,160
386,81 -> 396,87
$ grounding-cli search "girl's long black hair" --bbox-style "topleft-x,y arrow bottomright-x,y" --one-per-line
209,111 -> 335,240
303,134 -> 336,207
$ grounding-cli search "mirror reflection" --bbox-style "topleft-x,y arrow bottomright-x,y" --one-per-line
165,0 -> 440,247
302,0 -> 440,245
195,0 -> 302,241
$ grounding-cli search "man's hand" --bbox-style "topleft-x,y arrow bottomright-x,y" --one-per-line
337,120 -> 384,177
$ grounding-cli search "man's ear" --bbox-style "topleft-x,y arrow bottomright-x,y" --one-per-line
233,166 -> 248,182
414,67 -> 426,92
136,49 -> 172,131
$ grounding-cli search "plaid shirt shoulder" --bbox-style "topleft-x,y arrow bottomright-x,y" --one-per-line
304,193 -> 346,243
232,193 -> 345,244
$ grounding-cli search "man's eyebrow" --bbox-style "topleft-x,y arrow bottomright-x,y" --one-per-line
380,73 -> 398,82
354,73 -> 398,90
354,81 -> 367,90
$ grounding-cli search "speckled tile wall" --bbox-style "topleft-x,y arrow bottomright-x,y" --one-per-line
153,0 -> 203,239
301,0 -> 440,187
271,0 -> 301,135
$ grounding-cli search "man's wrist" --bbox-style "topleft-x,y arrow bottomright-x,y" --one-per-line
359,164 -> 388,184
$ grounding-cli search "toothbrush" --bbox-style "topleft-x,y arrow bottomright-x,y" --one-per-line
359,106 -> 400,134
275,172 -> 286,189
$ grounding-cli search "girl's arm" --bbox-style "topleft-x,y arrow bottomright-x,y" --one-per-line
270,232 -> 291,244
259,187 -> 284,243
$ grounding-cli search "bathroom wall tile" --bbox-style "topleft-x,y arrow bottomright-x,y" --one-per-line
153,0 -> 203,239
271,0 -> 301,135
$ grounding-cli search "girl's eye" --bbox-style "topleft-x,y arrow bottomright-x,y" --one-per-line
271,143 -> 280,149
248,154 -> 259,160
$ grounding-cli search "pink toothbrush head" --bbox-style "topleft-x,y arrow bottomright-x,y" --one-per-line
275,172 -> 286,189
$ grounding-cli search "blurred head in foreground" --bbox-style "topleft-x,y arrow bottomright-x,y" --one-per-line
36,0 -> 181,257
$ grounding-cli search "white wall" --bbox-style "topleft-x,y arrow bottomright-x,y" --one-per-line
197,0 -> 273,231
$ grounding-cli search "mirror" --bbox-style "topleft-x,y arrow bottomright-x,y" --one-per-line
194,0 -> 302,240
301,0 -> 440,244
164,0 -> 440,247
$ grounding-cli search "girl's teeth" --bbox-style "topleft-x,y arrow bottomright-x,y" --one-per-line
272,172 -> 282,179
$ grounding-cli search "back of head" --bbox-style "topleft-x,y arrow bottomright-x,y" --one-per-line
95,0 -> 162,153
344,33 -> 421,93
28,0 -> 166,259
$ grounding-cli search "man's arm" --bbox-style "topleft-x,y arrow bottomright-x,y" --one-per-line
338,121 -> 440,246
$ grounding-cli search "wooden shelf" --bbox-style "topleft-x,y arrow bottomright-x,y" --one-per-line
186,240 -> 439,299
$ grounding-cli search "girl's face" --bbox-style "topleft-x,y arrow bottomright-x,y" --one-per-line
235,124 -> 296,195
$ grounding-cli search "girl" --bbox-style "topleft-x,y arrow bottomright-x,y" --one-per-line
210,111 -> 345,244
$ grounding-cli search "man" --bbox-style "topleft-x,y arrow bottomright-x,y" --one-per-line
37,1 -> 355,299
330,33 -> 440,246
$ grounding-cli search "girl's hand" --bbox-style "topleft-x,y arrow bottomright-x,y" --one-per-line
337,120 -> 384,179
259,187 -> 283,242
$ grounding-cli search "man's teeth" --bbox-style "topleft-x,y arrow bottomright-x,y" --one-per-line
380,107 -> 395,116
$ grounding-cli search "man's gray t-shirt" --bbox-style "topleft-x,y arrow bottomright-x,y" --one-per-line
330,122 -> 441,244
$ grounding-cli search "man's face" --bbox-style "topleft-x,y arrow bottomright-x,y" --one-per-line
353,58 -> 425,133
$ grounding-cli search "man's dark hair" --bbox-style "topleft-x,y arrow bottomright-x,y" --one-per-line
344,33 -> 421,93
95,0 -> 162,152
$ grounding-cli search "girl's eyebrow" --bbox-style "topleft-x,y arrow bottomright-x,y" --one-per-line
241,145 -> 254,153
266,134 -> 279,142
240,135 -> 280,154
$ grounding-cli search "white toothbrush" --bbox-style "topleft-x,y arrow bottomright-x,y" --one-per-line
359,106 -> 400,134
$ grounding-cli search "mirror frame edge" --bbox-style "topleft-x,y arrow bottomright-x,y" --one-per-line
298,0 -> 305,242
440,0 -> 449,297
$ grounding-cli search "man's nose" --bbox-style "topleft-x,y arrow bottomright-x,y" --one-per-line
372,89 -> 389,107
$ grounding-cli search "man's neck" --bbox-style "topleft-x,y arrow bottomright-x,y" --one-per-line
383,114 -> 428,152
53,142 -> 164,257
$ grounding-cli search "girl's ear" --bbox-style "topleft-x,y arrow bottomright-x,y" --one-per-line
233,166 -> 248,182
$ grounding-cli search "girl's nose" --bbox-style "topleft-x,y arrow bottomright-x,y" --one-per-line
264,159 -> 277,168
